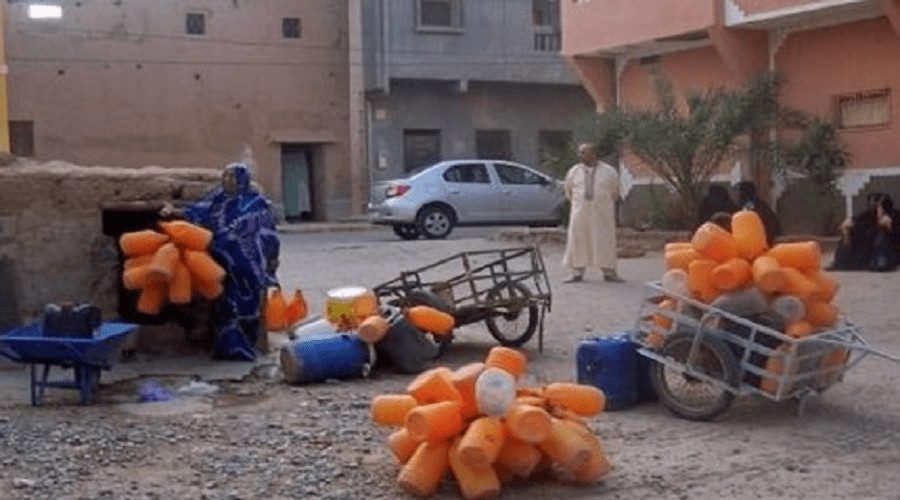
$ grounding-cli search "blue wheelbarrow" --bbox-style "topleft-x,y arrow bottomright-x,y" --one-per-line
0,322 -> 139,406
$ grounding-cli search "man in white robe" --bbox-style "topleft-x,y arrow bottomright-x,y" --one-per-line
562,143 -> 622,283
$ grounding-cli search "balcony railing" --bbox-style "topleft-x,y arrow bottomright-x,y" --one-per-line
534,31 -> 561,51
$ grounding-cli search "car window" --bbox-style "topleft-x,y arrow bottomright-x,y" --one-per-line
443,163 -> 490,184
495,164 -> 546,185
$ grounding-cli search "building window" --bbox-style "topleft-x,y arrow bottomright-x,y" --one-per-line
476,130 -> 512,160
403,129 -> 441,172
538,130 -> 572,165
9,121 -> 35,158
28,4 -> 63,19
186,12 -> 206,36
533,0 -> 559,27
418,0 -> 462,29
282,17 -> 301,39
836,88 -> 891,128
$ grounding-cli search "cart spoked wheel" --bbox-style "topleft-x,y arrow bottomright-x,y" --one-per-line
485,281 -> 538,348
650,330 -> 738,421
388,289 -> 455,358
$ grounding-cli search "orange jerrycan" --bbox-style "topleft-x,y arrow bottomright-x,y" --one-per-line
731,209 -> 768,259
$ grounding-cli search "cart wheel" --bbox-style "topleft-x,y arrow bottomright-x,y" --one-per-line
650,330 -> 738,421
484,281 -> 538,348
388,289 -> 454,358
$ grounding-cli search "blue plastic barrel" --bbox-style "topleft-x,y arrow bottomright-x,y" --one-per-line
576,332 -> 650,410
280,322 -> 375,384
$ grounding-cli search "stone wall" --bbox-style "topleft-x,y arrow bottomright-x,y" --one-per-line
0,158 -> 219,325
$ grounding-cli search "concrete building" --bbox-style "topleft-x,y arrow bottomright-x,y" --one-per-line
561,0 -> 900,234
362,0 -> 594,182
5,0 -> 365,221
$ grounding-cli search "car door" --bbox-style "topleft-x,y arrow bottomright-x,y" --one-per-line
440,162 -> 502,222
492,161 -> 563,221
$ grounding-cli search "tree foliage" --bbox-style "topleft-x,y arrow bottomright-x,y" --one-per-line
573,70 -> 851,227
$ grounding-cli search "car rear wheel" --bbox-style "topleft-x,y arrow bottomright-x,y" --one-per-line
392,224 -> 419,240
416,205 -> 454,239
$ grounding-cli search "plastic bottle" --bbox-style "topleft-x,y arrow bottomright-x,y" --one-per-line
371,394 -> 419,426
661,269 -> 689,297
665,247 -> 702,271
357,314 -> 390,344
405,305 -> 455,336
709,257 -> 752,291
691,222 -> 740,263
404,400 -> 464,442
452,362 -> 486,421
807,270 -> 840,302
496,437 -> 543,478
448,437 -> 502,500
731,209 -> 768,260
770,295 -> 806,323
537,417 -> 593,472
805,301 -> 839,328
751,255 -> 786,293
766,241 -> 821,273
387,428 -> 420,465
504,403 -> 552,443
543,382 -> 605,416
780,267 -> 821,303
396,440 -> 451,498
710,287 -> 768,317
484,346 -> 528,379
474,367 -> 517,417
687,259 -> 718,303
407,366 -> 462,405
457,416 -> 506,469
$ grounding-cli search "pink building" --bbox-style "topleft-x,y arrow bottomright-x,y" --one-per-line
561,0 -> 900,233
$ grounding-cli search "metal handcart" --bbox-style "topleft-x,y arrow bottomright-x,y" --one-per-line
373,246 -> 552,352
0,322 -> 139,406
634,281 -> 900,421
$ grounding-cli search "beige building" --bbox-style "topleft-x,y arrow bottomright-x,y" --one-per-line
5,0 -> 366,221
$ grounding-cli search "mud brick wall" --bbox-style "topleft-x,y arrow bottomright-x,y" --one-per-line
0,158 -> 219,324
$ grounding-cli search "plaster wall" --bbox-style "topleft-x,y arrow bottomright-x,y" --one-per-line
367,80 -> 594,182
777,18 -> 900,169
561,0 -> 714,55
0,160 -> 218,322
5,0 -> 357,219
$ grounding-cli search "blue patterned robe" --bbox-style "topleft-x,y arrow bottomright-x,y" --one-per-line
183,164 -> 280,360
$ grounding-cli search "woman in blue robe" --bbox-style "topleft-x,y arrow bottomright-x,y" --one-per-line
165,162 -> 280,360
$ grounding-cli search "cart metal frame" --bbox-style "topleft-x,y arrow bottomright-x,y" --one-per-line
373,246 -> 552,351
634,281 -> 900,420
0,322 -> 139,406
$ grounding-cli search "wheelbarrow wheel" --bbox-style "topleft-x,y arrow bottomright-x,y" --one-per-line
484,281 -> 538,348
650,330 -> 738,421
388,289 -> 454,358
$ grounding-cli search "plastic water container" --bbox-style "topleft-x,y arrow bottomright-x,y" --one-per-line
376,306 -> 439,374
576,332 -> 653,410
280,329 -> 375,384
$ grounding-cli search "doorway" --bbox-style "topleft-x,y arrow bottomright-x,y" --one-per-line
281,144 -> 315,221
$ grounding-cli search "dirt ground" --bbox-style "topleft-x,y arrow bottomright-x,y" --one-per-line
2,233 -> 899,499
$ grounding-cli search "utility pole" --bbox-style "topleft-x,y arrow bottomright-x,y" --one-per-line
0,3 -> 9,153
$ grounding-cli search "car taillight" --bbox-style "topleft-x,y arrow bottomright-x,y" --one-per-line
385,185 -> 410,198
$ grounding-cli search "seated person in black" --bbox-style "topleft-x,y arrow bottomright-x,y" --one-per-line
830,192 -> 900,272
697,184 -> 739,231
737,181 -> 782,246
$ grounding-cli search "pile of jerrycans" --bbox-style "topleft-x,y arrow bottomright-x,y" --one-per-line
576,331 -> 657,410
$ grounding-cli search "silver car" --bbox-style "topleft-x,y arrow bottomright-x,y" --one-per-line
368,159 -> 565,239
